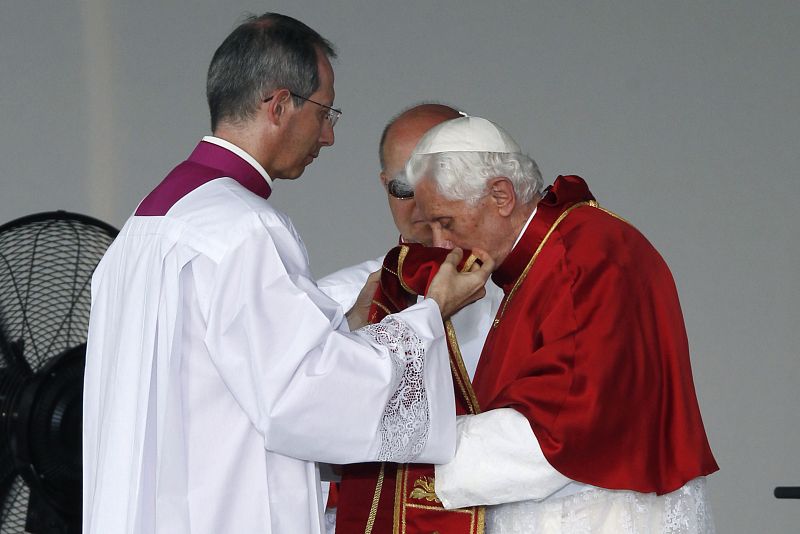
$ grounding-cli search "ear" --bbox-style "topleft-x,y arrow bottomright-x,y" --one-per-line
263,89 -> 294,126
487,177 -> 516,217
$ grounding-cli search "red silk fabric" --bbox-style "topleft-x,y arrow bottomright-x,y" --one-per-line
336,244 -> 484,534
474,175 -> 718,495
367,243 -> 475,322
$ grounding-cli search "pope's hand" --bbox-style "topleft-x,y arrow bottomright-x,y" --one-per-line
426,247 -> 495,320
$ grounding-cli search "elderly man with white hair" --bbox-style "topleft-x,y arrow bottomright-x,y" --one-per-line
402,116 -> 719,533
318,104 -> 506,534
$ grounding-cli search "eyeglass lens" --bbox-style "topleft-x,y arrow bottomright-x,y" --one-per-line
387,179 -> 414,199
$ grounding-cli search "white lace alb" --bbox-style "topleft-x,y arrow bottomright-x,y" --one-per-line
486,477 -> 715,534
357,316 -> 429,462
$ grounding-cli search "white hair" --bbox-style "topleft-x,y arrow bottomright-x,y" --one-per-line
405,151 -> 544,205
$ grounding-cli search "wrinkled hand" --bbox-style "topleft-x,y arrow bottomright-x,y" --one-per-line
426,248 -> 495,320
345,269 -> 381,330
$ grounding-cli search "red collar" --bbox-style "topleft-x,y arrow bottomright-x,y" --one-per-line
492,175 -> 595,292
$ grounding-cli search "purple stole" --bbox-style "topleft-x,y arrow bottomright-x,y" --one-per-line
136,140 -> 271,216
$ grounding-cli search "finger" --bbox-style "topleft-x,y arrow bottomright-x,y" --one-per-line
469,248 -> 495,274
464,286 -> 487,305
444,246 -> 464,267
473,286 -> 487,301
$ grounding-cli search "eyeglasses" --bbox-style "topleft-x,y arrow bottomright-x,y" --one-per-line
387,178 -> 414,200
263,92 -> 341,127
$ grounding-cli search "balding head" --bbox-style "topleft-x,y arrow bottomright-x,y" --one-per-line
378,104 -> 462,244
379,104 -> 462,170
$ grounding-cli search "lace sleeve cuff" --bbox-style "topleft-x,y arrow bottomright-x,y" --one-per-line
357,315 -> 430,462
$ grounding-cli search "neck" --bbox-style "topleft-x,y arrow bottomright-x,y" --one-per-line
213,122 -> 275,175
494,197 -> 539,266
509,200 -> 537,236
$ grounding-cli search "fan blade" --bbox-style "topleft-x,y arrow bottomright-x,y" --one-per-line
0,314 -> 28,377
0,313 -> 11,368
1,339 -> 31,378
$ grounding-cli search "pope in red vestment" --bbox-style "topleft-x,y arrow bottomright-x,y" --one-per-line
473,174 -> 718,495
400,115 -> 718,531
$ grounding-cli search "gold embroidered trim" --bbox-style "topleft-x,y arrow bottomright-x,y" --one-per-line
383,250 -> 487,534
402,503 -> 475,514
493,200 -> 597,328
371,300 -> 392,316
394,465 -> 407,534
595,204 -> 631,225
396,466 -> 484,533
396,245 -> 414,294
445,320 -> 481,415
461,252 -> 479,273
365,463 -> 386,534
409,476 -> 440,502
448,251 -> 483,415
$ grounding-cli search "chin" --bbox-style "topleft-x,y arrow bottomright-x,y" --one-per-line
280,168 -> 306,180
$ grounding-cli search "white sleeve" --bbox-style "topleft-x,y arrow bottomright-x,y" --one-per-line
317,256 -> 384,310
434,408 -> 572,509
205,224 -> 456,465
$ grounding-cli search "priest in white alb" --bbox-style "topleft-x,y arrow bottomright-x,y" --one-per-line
81,14 -> 492,534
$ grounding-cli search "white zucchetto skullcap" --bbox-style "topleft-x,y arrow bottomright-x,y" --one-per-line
412,116 -> 521,155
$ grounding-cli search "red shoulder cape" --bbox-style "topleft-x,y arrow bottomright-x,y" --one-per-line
473,175 -> 718,495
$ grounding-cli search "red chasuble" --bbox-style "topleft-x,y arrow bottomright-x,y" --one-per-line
473,175 -> 718,495
335,244 -> 485,534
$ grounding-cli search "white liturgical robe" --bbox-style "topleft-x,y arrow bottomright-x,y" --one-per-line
82,138 -> 457,534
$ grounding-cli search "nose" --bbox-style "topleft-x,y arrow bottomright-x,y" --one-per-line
319,120 -> 335,147
431,226 -> 454,250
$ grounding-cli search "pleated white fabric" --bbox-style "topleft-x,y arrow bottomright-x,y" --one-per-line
82,177 -> 456,534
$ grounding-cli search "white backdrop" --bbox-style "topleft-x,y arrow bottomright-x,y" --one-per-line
1,1 -> 798,531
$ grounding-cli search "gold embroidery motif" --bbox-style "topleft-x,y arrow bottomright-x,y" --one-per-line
409,476 -> 440,503
396,466 -> 485,534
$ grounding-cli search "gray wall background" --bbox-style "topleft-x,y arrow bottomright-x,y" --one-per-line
1,1 -> 798,531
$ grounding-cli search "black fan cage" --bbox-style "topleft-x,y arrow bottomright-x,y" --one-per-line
0,212 -> 117,533
0,212 -> 117,372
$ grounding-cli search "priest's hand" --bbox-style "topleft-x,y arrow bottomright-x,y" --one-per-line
427,247 -> 495,320
345,269 -> 381,330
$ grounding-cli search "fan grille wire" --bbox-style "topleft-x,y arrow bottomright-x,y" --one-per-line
0,215 -> 116,372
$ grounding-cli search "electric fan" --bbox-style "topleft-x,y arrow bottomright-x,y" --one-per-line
0,211 -> 117,534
